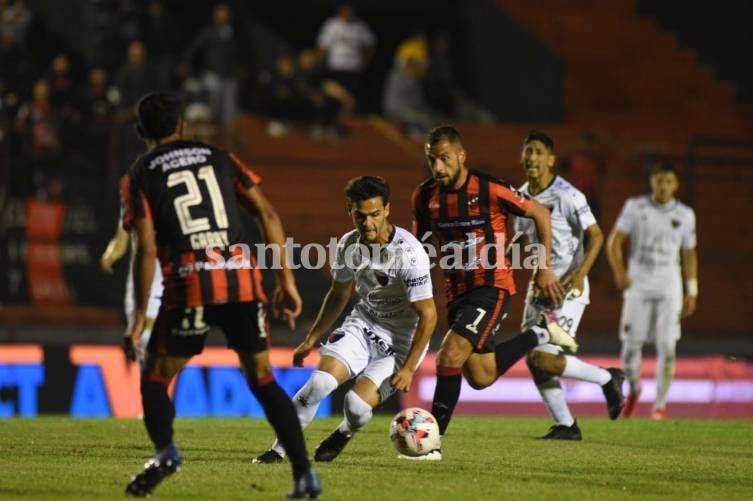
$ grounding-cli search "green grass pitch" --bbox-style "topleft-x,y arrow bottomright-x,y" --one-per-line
1,416 -> 751,500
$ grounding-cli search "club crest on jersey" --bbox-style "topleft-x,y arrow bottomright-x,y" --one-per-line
327,333 -> 344,344
671,219 -> 681,228
374,270 -> 389,286
468,195 -> 479,209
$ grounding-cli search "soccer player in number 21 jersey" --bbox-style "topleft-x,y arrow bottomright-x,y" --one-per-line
120,92 -> 320,498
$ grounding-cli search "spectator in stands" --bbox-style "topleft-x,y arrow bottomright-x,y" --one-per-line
255,54 -> 305,138
297,47 -> 353,140
14,78 -> 61,190
316,3 -> 375,109
77,66 -> 113,122
112,40 -> 166,171
1,0 -> 32,49
81,0 -> 121,69
181,2 -> 241,129
47,53 -> 77,113
69,66 -> 113,167
139,0 -> 180,89
382,47 -> 443,139
0,26 -> 22,93
111,40 -> 165,115
395,31 -> 429,70
423,32 -> 495,123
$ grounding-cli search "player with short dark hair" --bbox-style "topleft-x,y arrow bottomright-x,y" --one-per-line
122,92 -> 321,498
607,161 -> 698,420
514,130 -> 624,440
411,125 -> 578,459
253,175 -> 437,464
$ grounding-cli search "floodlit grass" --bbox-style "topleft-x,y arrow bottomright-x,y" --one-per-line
1,416 -> 752,500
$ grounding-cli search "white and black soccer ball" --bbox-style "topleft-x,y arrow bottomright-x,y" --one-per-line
389,407 -> 441,457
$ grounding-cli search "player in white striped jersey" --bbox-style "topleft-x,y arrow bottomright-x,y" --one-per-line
514,131 -> 625,440
253,176 -> 437,463
607,161 -> 698,420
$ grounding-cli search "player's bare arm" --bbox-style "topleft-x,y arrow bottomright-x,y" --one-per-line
100,226 -> 129,273
240,184 -> 302,329
391,298 -> 437,392
124,217 -> 158,361
607,229 -> 631,291
562,223 -> 604,294
293,279 -> 353,367
681,247 -> 698,318
525,199 -> 565,305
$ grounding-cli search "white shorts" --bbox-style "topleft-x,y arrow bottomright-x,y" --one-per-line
619,290 -> 682,345
319,312 -> 424,402
522,277 -> 589,353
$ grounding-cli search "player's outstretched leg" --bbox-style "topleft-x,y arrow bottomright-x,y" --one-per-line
495,316 -> 578,378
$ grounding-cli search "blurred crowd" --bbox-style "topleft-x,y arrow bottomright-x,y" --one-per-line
0,1 -> 496,200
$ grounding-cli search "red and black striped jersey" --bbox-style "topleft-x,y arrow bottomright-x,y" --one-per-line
411,169 -> 531,303
120,139 -> 267,309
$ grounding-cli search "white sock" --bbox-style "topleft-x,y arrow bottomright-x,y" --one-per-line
620,342 -> 643,394
561,355 -> 611,385
271,369 -> 339,456
531,325 -> 550,345
537,377 -> 574,427
339,390 -> 373,435
654,344 -> 676,410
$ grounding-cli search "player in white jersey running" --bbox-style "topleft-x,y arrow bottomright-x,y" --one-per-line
514,131 -> 625,439
607,161 -> 698,420
253,176 -> 437,463
101,222 -> 163,368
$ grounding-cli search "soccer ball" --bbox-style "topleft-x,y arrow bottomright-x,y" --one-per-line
389,407 -> 441,457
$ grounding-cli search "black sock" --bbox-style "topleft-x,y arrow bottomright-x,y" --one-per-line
252,379 -> 310,477
141,379 -> 175,451
495,330 -> 539,376
432,368 -> 462,437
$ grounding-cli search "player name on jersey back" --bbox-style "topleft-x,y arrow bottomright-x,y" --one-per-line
121,140 -> 266,309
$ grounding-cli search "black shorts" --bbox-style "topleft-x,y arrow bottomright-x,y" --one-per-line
147,302 -> 270,358
448,287 -> 512,354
